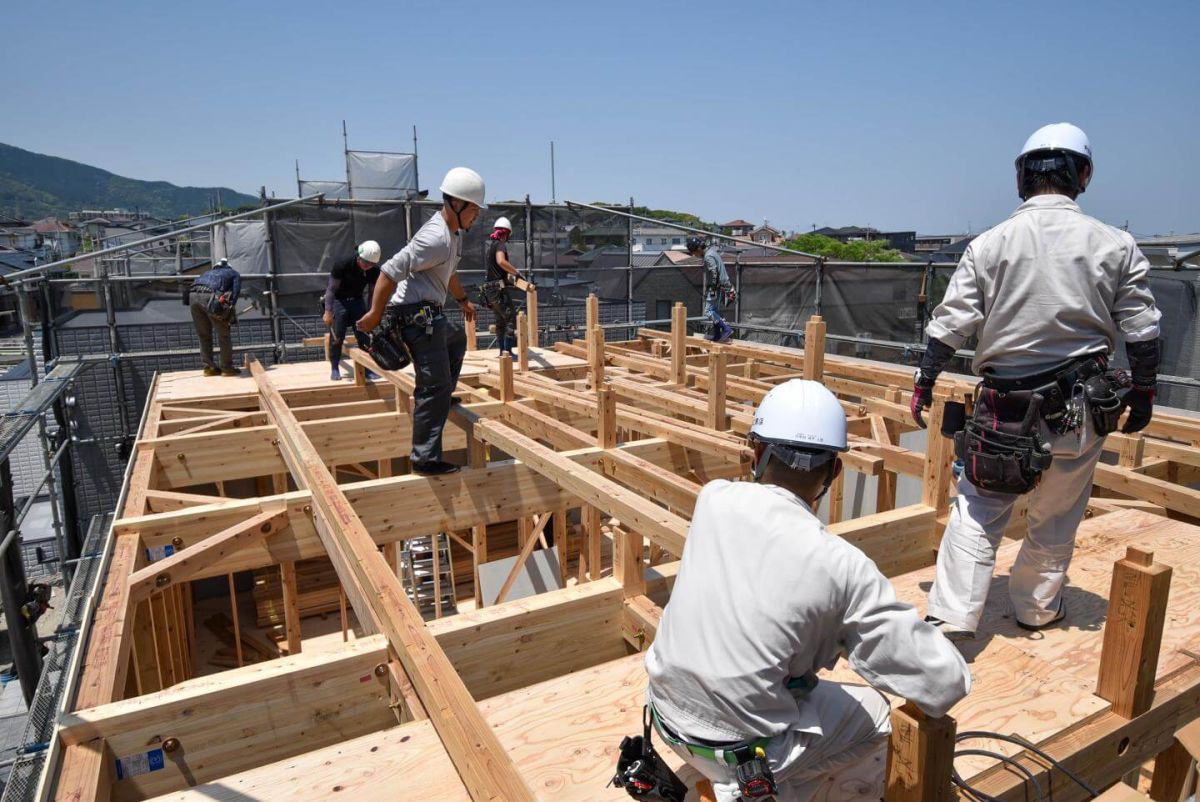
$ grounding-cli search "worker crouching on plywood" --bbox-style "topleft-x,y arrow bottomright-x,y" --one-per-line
644,380 -> 971,801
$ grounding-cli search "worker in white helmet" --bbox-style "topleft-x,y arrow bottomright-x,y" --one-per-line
646,380 -> 971,801
323,240 -> 381,381
914,123 -> 1162,639
479,216 -> 533,357
357,167 -> 482,476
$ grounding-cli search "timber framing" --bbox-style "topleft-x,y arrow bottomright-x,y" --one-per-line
48,301 -> 1200,801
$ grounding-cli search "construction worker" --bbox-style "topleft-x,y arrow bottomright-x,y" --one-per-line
323,240 -> 381,380
688,235 -> 734,342
479,217 -> 532,356
647,380 -> 971,801
914,123 -> 1162,639
357,167 -> 482,476
189,257 -> 241,377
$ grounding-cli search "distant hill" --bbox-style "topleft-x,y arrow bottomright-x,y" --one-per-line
0,142 -> 259,220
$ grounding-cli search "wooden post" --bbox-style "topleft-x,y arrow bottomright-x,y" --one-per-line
1119,434 -> 1146,468
472,523 -> 488,607
584,505 -> 602,582
339,587 -> 348,642
921,394 -> 956,516
706,345 -> 727,430
464,313 -> 477,352
803,314 -> 826,382
597,385 -> 617,449
526,286 -> 538,348
1149,736 -> 1197,802
613,526 -> 645,598
1096,546 -> 1173,718
498,353 -> 514,402
671,302 -> 687,386
227,574 -> 243,668
885,702 -> 956,802
553,505 -> 569,588
586,293 -> 599,334
827,468 -> 845,524
588,325 -> 606,389
280,560 -> 302,656
516,311 -> 529,373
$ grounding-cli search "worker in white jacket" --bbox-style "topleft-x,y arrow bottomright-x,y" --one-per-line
646,380 -> 972,801
913,123 -> 1162,638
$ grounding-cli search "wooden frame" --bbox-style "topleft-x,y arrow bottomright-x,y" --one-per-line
49,302 -> 1200,801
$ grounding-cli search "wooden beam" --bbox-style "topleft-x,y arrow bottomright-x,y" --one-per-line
247,357 -> 536,802
622,594 -> 662,650
1093,463 -> 1200,519
475,420 -> 689,555
127,508 -> 287,603
1097,547 -> 1173,718
494,513 -> 553,605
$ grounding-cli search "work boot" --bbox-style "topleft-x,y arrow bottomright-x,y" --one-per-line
221,367 -> 240,377
715,323 -> 734,343
203,366 -> 220,377
330,366 -> 342,381
924,615 -> 975,642
1016,600 -> 1067,632
365,370 -> 380,381
412,460 -> 462,476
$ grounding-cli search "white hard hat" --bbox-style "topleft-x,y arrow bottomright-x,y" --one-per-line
750,380 -> 847,481
1017,122 -> 1092,163
493,216 -> 512,231
218,257 -> 229,266
439,167 -> 487,208
357,240 -> 381,264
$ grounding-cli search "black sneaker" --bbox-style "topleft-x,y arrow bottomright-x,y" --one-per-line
1016,600 -> 1067,632
412,460 -> 461,476
203,366 -> 220,377
924,615 -> 976,641
221,367 -> 240,377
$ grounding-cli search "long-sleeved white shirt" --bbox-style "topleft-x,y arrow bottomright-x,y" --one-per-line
380,212 -> 462,306
645,480 -> 971,742
927,195 -> 1160,376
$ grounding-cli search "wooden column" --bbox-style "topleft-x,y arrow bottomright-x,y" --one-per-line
1096,546 -> 1173,718
472,524 -> 488,607
553,504 -> 569,588
803,314 -> 826,382
597,385 -> 617,450
498,353 -> 514,402
526,286 -> 538,348
280,560 -> 302,656
1119,433 -> 1146,468
671,302 -> 687,385
516,311 -> 529,373
613,526 -> 645,598
584,505 -> 602,582
588,325 -> 606,389
885,702 -> 956,802
1149,737 -> 1197,802
921,394 -> 956,516
706,345 -> 727,431
464,313 -> 477,352
586,293 -> 599,334
827,468 -> 845,524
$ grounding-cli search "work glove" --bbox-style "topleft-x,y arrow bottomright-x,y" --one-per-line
910,376 -> 934,429
725,288 -> 736,304
1121,387 -> 1155,433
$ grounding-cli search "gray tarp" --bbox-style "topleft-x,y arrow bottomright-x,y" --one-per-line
347,151 -> 416,199
298,180 -> 350,200
214,220 -> 269,275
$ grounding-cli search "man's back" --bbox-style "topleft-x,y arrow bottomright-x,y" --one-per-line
646,480 -> 969,741
928,194 -> 1159,374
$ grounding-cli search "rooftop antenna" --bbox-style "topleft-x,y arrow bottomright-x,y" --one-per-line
343,120 -> 353,199
550,141 -> 557,204
295,159 -> 301,197
412,125 -> 420,199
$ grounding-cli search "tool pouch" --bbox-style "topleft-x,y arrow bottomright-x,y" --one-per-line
367,309 -> 412,371
478,280 -> 507,306
611,707 -> 688,802
1084,370 -> 1131,436
954,386 -> 1053,495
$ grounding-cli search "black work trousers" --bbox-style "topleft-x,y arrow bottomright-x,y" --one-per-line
190,290 -> 234,370
397,305 -> 467,463
329,296 -> 369,367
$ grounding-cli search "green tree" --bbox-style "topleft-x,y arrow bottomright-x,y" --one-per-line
779,232 -> 904,262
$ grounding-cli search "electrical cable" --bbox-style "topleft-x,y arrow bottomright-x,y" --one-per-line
957,731 -> 1100,798
952,748 -> 1043,802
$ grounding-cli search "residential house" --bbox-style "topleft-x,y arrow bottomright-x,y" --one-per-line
721,219 -> 754,237
749,223 -> 784,246
31,218 -> 81,258
914,233 -> 970,254
0,226 -> 40,250
814,225 -> 916,253
1135,233 -> 1200,269
631,225 -> 688,253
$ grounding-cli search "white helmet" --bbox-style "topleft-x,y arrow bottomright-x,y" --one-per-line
749,379 -> 847,481
493,216 -> 512,232
439,167 -> 487,208
1015,123 -> 1093,197
356,240 -> 381,264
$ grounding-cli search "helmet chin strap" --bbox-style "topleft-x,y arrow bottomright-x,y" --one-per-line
447,197 -> 472,233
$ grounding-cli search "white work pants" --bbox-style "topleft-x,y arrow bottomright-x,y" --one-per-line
663,681 -> 891,802
926,422 -> 1106,632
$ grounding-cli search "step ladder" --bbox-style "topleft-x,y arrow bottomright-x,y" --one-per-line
400,533 -> 457,620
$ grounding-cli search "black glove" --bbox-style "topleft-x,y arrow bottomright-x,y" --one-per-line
1121,387 -> 1155,433
911,338 -> 957,428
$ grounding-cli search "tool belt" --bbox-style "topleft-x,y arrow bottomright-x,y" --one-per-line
477,279 -> 511,306
611,706 -> 689,802
191,286 -> 233,319
955,353 -> 1123,495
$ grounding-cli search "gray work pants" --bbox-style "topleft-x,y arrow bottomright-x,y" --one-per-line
399,308 -> 467,463
190,291 -> 233,370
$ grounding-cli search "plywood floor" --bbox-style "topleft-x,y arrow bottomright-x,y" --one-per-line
154,509 -> 1200,801
155,347 -> 585,404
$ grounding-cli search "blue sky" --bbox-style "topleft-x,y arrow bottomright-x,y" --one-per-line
3,0 -> 1197,236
